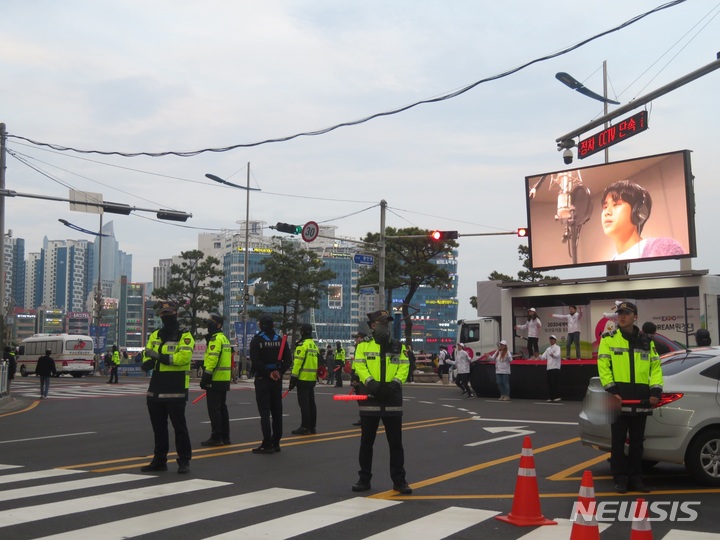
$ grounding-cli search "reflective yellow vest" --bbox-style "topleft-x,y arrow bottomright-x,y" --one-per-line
204,332 -> 232,382
111,350 -> 121,366
293,338 -> 320,381
597,327 -> 662,401
144,329 -> 194,401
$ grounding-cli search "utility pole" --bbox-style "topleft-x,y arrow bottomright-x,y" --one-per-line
0,123 -> 7,349
378,199 -> 386,310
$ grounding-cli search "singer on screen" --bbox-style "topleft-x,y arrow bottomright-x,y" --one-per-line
600,180 -> 686,261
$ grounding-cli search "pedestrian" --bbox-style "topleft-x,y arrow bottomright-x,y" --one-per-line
3,346 -> 16,391
200,314 -> 233,447
140,300 -> 195,474
695,328 -> 711,346
289,323 -> 319,436
249,314 -> 292,454
324,344 -> 335,385
489,340 -> 512,401
551,305 -> 583,359
36,348 -> 57,399
352,310 -> 412,495
446,344 -> 473,397
405,344 -> 416,383
539,335 -> 562,401
436,346 -> 449,382
597,301 -> 662,494
107,344 -> 120,384
334,341 -> 346,388
514,308 -> 542,358
350,323 -> 371,427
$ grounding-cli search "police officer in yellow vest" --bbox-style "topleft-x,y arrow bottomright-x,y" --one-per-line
200,314 -> 233,447
140,301 -> 195,474
352,310 -> 411,494
598,301 -> 662,494
289,323 -> 320,435
107,344 -> 120,384
334,341 -> 346,388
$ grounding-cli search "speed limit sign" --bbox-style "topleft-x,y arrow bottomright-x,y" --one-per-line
301,221 -> 319,242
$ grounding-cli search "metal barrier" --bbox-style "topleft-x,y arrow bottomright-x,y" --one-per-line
0,361 -> 8,397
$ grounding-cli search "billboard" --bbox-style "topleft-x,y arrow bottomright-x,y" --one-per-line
525,150 -> 696,271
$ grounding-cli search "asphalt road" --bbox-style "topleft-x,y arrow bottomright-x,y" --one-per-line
1,374 -> 718,539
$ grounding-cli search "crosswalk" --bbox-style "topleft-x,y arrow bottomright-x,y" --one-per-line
0,464 -> 718,539
9,380 -> 149,400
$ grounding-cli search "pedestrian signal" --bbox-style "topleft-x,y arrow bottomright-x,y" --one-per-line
275,222 -> 302,234
429,230 -> 459,241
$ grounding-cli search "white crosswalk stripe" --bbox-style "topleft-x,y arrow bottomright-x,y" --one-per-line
9,381 -> 148,399
1,464 -> 719,540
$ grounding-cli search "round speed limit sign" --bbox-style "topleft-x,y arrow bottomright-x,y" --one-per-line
301,221 -> 320,242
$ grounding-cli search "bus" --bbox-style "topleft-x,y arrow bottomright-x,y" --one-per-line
17,334 -> 95,378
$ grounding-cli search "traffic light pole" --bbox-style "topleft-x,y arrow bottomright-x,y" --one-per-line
379,199 -> 386,311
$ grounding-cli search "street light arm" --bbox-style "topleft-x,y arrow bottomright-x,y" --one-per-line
58,219 -> 110,237
205,173 -> 261,191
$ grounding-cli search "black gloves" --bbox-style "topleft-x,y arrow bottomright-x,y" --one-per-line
157,354 -> 171,366
200,371 -> 212,389
141,360 -> 155,372
288,376 -> 298,391
366,379 -> 381,395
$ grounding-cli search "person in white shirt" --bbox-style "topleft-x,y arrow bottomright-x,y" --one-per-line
514,308 -> 542,358
446,344 -> 474,398
552,305 -> 583,359
540,335 -> 562,401
489,340 -> 512,401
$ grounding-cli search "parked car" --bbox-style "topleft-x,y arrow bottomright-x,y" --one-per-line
578,346 -> 720,485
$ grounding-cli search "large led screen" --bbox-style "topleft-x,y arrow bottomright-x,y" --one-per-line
525,150 -> 695,271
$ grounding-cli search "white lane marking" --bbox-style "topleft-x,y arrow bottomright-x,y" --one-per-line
0,468 -> 83,485
471,416 -> 578,426
0,473 -> 149,502
465,426 -> 536,447
0,432 -> 96,445
364,506 -> 499,539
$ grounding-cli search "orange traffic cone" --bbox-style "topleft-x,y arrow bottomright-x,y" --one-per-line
630,498 -> 653,540
570,470 -> 600,540
496,436 -> 556,526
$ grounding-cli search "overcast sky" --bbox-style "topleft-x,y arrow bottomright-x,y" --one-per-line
2,0 -> 719,320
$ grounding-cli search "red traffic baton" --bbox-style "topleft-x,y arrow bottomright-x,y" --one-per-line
333,394 -> 368,401
282,389 -> 291,399
192,392 -> 207,404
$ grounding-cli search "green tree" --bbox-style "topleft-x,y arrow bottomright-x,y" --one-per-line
359,227 -> 457,345
251,240 -> 336,339
153,249 -> 224,338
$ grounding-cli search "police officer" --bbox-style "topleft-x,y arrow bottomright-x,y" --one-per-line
249,314 -> 292,454
334,341 -> 346,388
107,344 -> 120,384
598,301 -> 662,494
289,323 -> 319,435
140,301 -> 195,474
352,310 -> 411,494
200,314 -> 232,446
350,323 -> 370,427
3,346 -> 16,390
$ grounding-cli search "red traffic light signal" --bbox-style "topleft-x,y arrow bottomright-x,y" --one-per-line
429,230 -> 459,241
517,227 -> 529,238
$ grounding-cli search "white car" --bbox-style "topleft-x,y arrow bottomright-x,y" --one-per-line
578,347 -> 720,485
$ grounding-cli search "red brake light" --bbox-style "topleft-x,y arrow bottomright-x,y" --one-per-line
655,392 -> 684,407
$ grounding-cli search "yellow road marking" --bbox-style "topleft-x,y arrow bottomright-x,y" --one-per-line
0,400 -> 39,417
547,452 -> 610,481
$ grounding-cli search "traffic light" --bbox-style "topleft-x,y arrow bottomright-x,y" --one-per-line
517,227 -> 530,238
275,222 -> 302,234
429,230 -> 459,241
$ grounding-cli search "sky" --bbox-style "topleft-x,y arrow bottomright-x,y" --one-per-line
1,0 -> 719,321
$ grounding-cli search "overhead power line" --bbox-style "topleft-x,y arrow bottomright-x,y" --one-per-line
7,1 -> 685,158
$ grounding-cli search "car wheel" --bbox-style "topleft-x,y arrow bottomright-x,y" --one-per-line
20,365 -> 28,377
686,429 -> 720,486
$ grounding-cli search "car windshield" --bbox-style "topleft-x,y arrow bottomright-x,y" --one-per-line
661,351 -> 718,376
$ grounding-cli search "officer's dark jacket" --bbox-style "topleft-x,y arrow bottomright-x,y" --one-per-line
250,329 -> 292,379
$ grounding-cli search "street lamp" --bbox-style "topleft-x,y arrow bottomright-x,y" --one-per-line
206,165 -> 261,379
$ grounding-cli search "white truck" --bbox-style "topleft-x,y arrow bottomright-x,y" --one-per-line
456,317 -> 500,360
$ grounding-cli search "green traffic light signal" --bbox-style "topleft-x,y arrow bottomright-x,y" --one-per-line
275,222 -> 302,235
